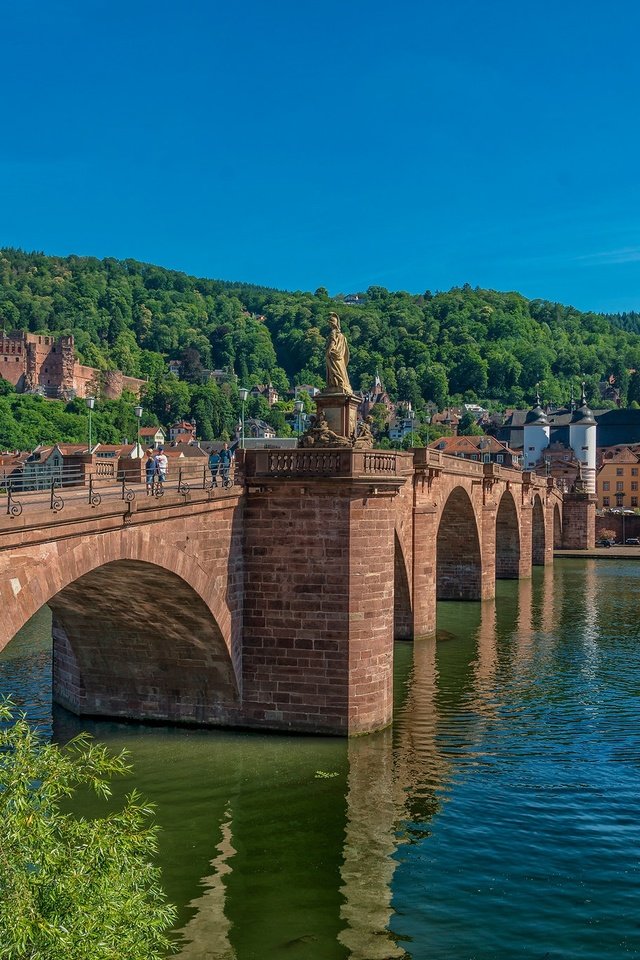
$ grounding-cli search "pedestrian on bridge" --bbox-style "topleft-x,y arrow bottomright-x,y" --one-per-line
145,449 -> 156,495
219,442 -> 233,486
208,448 -> 221,487
154,447 -> 168,494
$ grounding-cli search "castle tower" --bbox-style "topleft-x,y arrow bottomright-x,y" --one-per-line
523,390 -> 550,470
569,383 -> 597,494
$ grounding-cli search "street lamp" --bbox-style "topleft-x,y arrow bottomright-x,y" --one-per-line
85,396 -> 95,452
239,388 -> 249,449
408,406 -> 415,449
294,398 -> 304,438
134,404 -> 143,455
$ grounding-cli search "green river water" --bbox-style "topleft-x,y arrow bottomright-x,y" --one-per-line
1,559 -> 639,959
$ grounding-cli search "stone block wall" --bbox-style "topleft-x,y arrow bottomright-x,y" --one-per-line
242,479 -> 399,735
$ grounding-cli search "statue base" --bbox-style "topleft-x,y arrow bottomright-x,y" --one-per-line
314,389 -> 361,441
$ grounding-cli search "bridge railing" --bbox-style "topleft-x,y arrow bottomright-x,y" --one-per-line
243,448 -> 414,480
1,460 -> 240,519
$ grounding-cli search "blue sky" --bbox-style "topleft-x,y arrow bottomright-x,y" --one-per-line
1,0 -> 639,311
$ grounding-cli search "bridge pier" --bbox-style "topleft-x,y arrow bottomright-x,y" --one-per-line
242,450 -> 411,735
561,492 -> 597,549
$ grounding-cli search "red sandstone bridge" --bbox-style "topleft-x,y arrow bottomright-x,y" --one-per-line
0,449 -> 595,736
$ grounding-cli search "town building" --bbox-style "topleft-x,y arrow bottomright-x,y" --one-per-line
360,371 -> 395,424
499,404 -> 640,450
242,418 -> 276,440
139,426 -> 166,449
521,388 -> 597,494
169,420 -> 197,442
250,383 -> 279,406
389,406 -> 416,442
430,435 -> 521,467
0,330 -> 144,400
431,407 -> 461,435
596,446 -> 640,510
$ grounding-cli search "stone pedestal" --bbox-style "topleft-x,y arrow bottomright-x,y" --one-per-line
314,389 -> 361,441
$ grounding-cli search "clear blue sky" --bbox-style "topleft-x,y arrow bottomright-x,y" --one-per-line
2,0 -> 640,312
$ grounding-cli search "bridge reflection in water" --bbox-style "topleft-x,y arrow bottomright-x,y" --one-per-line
3,561 -> 639,959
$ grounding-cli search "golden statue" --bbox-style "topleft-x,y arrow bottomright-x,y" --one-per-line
325,313 -> 352,394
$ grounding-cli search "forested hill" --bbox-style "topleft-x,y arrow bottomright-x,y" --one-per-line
2,247 -> 640,433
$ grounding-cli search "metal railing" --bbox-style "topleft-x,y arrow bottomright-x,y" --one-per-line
1,462 -> 238,519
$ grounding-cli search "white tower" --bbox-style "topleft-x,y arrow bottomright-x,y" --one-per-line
569,383 -> 597,494
523,391 -> 550,470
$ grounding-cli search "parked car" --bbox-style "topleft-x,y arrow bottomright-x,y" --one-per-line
625,537 -> 640,545
596,538 -> 613,547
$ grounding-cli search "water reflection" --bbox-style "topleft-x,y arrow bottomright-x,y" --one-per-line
176,808 -> 237,960
3,562 -> 640,960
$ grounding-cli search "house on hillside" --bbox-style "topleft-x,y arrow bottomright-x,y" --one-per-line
250,383 -> 279,406
140,426 -> 166,449
169,420 -> 197,442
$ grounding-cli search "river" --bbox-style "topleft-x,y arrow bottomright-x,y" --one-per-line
1,559 -> 639,959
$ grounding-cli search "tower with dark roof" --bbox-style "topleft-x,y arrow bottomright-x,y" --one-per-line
569,382 -> 597,493
523,389 -> 550,469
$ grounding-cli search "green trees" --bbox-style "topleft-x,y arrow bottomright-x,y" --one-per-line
1,248 -> 640,451
0,701 -> 175,959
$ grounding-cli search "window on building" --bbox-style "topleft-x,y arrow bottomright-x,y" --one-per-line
471,454 -> 478,460
483,454 -> 490,463
616,494 -> 624,506
633,468 -> 638,477
633,482 -> 638,492
603,481 -> 610,491
616,468 -> 623,476
497,455 -> 504,463
603,497 -> 610,507
632,498 -> 638,508
617,481 -> 624,491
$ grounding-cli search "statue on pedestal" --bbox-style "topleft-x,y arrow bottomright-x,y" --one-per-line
325,313 -> 352,394
352,416 -> 374,450
298,410 -> 352,449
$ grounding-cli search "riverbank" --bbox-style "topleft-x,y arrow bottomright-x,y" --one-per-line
555,547 -> 640,559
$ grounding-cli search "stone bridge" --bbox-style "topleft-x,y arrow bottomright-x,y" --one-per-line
0,448 -> 594,736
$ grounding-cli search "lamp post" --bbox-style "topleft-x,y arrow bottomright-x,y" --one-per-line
85,396 -> 95,452
134,404 -> 143,456
239,388 -> 249,449
408,406 -> 415,449
294,398 -> 304,438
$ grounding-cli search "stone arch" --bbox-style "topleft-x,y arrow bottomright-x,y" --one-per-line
436,487 -> 482,600
495,490 -> 520,579
532,494 -> 546,565
2,529 -> 241,725
553,502 -> 562,549
50,559 -> 238,724
394,530 -> 412,640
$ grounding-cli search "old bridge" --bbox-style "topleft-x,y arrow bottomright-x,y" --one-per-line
0,448 -> 595,735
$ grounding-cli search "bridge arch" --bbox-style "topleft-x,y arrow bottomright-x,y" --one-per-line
3,529 -> 241,725
495,490 -> 520,579
436,486 -> 482,600
394,530 -> 412,640
532,494 -> 546,565
553,502 -> 562,549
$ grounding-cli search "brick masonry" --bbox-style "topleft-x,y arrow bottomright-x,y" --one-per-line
0,454 -> 581,736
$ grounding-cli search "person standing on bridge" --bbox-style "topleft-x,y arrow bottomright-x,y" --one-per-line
145,449 -> 156,495
208,447 -> 221,486
154,447 -> 168,494
219,442 -> 233,486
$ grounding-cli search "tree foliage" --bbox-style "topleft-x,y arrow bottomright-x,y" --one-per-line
1,248 -> 640,449
0,701 -> 176,959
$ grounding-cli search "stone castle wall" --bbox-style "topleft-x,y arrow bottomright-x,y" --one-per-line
0,330 -> 144,399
